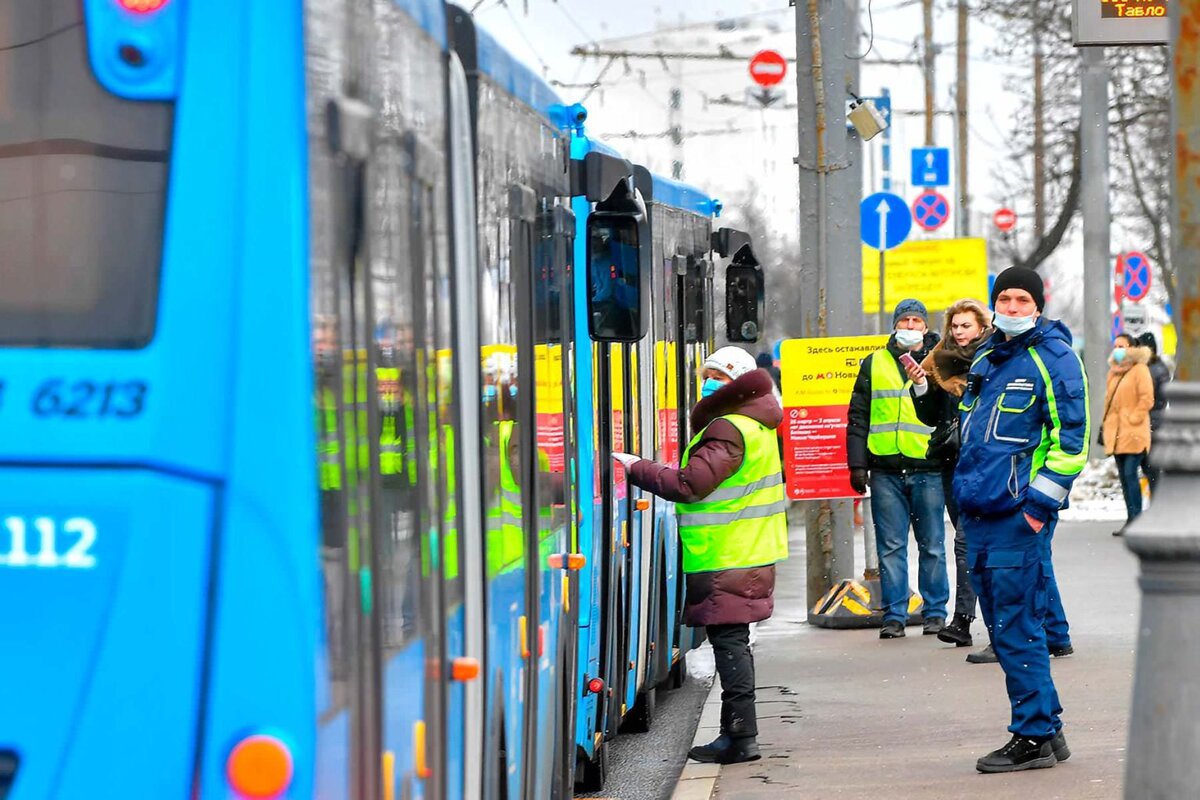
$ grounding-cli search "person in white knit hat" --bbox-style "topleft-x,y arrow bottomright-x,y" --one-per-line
611,344 -> 788,764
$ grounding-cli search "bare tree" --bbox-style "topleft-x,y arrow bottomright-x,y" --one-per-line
973,0 -> 1172,301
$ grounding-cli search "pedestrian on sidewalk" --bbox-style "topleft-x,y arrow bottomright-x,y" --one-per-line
954,267 -> 1089,773
846,299 -> 950,640
1135,331 -> 1170,496
612,346 -> 788,765
1102,333 -> 1155,535
905,298 -> 992,649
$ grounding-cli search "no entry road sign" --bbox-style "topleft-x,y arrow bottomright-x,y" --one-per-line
749,50 -> 787,87
993,208 -> 1017,232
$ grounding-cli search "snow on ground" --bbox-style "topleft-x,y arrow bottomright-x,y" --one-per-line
1059,458 -> 1137,522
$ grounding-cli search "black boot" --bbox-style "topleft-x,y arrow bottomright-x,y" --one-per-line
1049,642 -> 1075,658
937,613 -> 974,647
1051,730 -> 1071,762
976,734 -> 1057,773
879,619 -> 905,639
966,643 -> 998,663
688,734 -> 761,764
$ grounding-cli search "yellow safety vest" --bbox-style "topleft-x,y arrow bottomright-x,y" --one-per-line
867,349 -> 934,460
676,414 -> 789,574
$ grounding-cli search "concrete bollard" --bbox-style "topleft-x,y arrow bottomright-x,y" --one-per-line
1124,383 -> 1200,797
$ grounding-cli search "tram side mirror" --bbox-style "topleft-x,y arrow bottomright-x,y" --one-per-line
587,214 -> 645,342
725,248 -> 765,343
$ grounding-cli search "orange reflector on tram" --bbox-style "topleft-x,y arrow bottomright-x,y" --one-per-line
226,734 -> 293,799
451,657 -> 481,682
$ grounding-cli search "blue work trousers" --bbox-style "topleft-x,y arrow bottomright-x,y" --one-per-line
869,470 -> 949,624
965,510 -> 1065,739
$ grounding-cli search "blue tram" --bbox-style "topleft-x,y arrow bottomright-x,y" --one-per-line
0,1 -> 765,798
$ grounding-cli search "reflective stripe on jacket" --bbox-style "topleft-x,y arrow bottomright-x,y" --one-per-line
867,348 -> 934,460
953,319 -> 1090,521
677,413 -> 788,573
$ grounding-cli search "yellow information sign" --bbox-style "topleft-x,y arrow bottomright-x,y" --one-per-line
863,237 -> 989,315
781,335 -> 888,408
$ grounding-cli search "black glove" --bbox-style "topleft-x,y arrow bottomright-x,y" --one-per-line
849,468 -> 868,495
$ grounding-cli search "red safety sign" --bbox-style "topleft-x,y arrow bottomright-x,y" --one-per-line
748,50 -> 787,87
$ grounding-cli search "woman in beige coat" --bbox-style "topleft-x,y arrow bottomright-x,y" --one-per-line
1103,333 -> 1155,535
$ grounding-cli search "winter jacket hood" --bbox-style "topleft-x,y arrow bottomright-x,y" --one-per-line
690,369 -> 782,433
627,367 -> 784,626
952,317 -> 1090,521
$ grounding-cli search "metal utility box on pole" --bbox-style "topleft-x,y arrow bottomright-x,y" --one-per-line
1123,0 -> 1200,795
1080,46 -> 1110,460
794,0 -> 863,608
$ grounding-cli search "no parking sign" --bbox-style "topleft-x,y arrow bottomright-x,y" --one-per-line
911,190 -> 950,232
1122,251 -> 1152,302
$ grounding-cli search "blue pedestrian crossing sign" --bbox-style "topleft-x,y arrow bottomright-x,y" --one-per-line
861,192 -> 912,251
911,147 -> 950,187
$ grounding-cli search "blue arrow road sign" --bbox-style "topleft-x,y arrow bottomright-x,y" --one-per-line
911,147 -> 950,187
1123,251 -> 1152,302
861,192 -> 912,251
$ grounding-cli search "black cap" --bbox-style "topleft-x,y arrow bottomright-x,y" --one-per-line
990,266 -> 1045,311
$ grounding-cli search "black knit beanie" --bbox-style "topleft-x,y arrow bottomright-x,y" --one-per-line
991,266 -> 1045,311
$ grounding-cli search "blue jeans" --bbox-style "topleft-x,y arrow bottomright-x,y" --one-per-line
1115,453 -> 1145,524
869,470 -> 949,624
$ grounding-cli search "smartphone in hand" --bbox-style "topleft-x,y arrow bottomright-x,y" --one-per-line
898,353 -> 918,370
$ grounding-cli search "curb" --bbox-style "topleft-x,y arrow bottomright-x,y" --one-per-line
669,677 -> 722,800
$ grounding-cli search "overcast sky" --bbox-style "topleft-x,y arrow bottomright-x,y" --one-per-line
472,0 -> 1024,237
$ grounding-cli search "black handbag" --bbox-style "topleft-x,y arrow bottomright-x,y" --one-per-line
928,418 -> 960,461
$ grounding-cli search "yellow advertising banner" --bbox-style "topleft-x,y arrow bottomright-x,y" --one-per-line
862,237 -> 989,315
781,335 -> 888,408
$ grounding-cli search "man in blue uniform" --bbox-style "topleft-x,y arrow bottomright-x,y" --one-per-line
954,267 -> 1089,773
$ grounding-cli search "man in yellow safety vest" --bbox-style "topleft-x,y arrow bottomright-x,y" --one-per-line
613,346 -> 787,765
846,299 -> 950,640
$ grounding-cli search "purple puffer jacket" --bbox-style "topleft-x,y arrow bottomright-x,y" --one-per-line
628,369 -> 784,626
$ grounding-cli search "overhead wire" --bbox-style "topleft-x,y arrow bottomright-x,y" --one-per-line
497,0 -> 552,76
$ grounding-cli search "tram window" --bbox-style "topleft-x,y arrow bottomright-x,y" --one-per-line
533,213 -> 561,344
587,215 -> 641,342
682,257 -> 706,344
0,1 -> 172,348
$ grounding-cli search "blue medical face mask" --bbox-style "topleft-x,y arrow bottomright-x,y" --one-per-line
701,377 -> 727,398
1112,347 -> 1127,364
993,312 -> 1037,337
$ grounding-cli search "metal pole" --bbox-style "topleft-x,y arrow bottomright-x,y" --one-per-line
879,250 -> 887,334
882,87 -> 892,192
1033,22 -> 1046,239
922,0 -> 935,146
1124,2 -> 1200,794
955,0 -> 969,237
1081,46 -> 1110,460
796,0 -> 859,607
